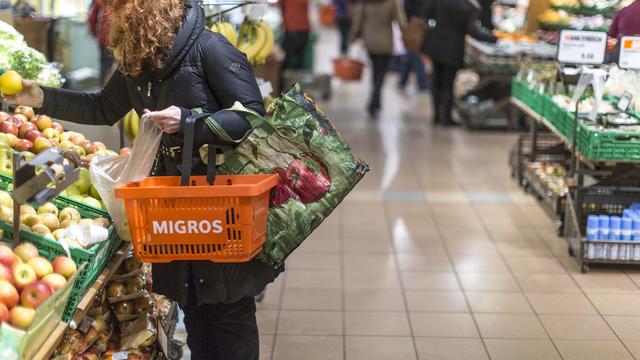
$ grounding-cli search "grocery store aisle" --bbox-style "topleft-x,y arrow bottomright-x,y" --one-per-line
176,29 -> 640,360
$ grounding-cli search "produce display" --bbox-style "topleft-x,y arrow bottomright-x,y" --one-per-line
0,21 -> 62,88
210,19 -> 275,66
0,242 -> 76,330
527,162 -> 572,196
538,0 -> 632,39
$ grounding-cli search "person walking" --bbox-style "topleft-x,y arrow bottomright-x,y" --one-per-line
398,0 -> 429,93
88,0 -> 114,85
3,0 -> 281,359
351,0 -> 407,117
422,0 -> 497,126
607,0 -> 640,52
280,0 -> 311,70
334,0 -> 353,55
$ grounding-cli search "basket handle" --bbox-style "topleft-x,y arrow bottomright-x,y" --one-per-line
181,112 -> 217,187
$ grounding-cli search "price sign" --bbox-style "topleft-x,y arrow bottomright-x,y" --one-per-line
619,36 -> 640,70
617,91 -> 633,112
557,30 -> 607,65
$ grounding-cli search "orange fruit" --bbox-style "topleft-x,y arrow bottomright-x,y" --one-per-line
0,70 -> 23,96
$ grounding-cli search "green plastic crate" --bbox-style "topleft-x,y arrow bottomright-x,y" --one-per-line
577,123 -> 640,162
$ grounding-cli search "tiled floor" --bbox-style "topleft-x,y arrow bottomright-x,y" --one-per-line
173,28 -> 640,360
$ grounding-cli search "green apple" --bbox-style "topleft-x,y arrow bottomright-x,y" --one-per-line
42,128 -> 60,140
69,194 -> 85,202
0,159 -> 12,177
71,146 -> 86,158
82,197 -> 102,209
58,140 -> 74,149
89,185 -> 101,200
19,151 -> 35,162
73,177 -> 90,195
65,185 -> 80,196
0,190 -> 11,208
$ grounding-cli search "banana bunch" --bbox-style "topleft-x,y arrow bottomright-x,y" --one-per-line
121,109 -> 140,141
210,21 -> 238,47
236,20 -> 274,66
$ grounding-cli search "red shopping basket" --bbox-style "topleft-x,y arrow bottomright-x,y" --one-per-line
333,58 -> 364,81
115,113 -> 278,263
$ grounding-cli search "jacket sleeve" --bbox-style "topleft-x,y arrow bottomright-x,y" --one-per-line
181,34 -> 264,149
38,71 -> 133,126
467,12 -> 497,43
348,3 -> 363,42
393,0 -> 408,29
608,12 -> 620,38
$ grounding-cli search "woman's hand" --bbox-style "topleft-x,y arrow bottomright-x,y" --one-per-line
2,80 -> 44,108
142,106 -> 181,134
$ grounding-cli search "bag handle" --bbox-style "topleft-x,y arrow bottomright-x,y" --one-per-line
181,112 -> 217,186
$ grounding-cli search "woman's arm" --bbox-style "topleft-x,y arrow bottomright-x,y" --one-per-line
393,0 -> 408,29
467,12 -> 497,43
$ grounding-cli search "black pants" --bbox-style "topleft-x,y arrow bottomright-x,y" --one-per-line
283,31 -> 310,70
368,53 -> 392,111
431,61 -> 460,124
336,18 -> 351,55
183,286 -> 259,360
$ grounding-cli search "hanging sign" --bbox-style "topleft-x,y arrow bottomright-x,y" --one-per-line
619,36 -> 640,70
557,30 -> 607,65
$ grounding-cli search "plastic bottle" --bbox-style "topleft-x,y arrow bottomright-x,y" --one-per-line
599,215 -> 610,259
610,216 -> 621,260
622,217 -> 633,260
586,215 -> 599,260
634,217 -> 640,261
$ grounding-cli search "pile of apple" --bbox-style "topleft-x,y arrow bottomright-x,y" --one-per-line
0,242 -> 77,330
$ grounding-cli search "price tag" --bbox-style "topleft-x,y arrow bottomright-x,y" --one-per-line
111,352 -> 129,360
617,91 -> 633,112
557,30 -> 607,65
78,317 -> 95,333
619,36 -> 640,70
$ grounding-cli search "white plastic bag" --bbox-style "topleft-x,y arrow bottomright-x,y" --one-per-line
571,66 -> 608,121
89,118 -> 163,241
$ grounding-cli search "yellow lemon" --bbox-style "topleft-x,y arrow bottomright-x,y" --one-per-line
0,70 -> 23,96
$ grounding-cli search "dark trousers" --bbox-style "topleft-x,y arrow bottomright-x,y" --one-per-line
283,31 -> 310,70
336,18 -> 351,55
399,51 -> 429,91
368,53 -> 392,111
431,61 -> 459,124
183,286 -> 259,360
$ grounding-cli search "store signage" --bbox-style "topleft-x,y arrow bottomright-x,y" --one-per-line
146,207 -> 234,243
619,36 -> 640,70
557,30 -> 607,65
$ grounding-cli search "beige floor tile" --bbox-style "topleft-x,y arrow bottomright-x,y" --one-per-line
401,272 -> 460,291
516,273 -> 581,293
286,253 -> 341,270
623,341 -> 640,359
439,227 -> 491,242
343,238 -> 393,253
555,340 -> 634,360
272,335 -> 343,360
260,335 -> 274,360
445,240 -> 500,256
344,289 -> 405,311
345,312 -> 411,336
505,256 -> 566,274
285,270 -> 342,289
459,273 -> 520,292
573,272 -> 640,293
343,253 -> 396,271
256,285 -> 283,311
282,288 -> 342,311
541,315 -> 617,340
495,241 -> 551,257
296,236 -> 341,253
396,254 -> 454,272
527,293 -> 597,314
414,338 -> 488,360
278,311 -> 343,336
405,290 -> 469,312
343,270 -> 401,290
474,314 -> 547,339
410,313 -> 479,337
257,310 -> 279,335
484,339 -> 561,360
606,316 -> 640,340
452,256 -> 510,274
588,293 -> 640,315
345,336 -> 415,360
466,292 -> 533,314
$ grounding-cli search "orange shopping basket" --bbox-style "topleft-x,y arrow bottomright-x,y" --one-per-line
115,113 -> 279,263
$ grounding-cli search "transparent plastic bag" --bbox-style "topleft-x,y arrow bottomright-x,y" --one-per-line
89,119 -> 163,241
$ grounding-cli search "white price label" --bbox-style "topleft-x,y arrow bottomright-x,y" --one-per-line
557,30 -> 607,65
619,36 -> 640,70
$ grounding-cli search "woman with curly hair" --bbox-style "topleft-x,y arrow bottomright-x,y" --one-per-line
3,0 -> 279,359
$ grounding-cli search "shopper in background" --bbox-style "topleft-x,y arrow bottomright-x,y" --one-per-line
334,0 -> 353,55
88,0 -> 114,85
3,0 -> 280,359
12,0 -> 35,17
351,0 -> 407,117
398,0 -> 429,93
607,0 -> 640,52
422,0 -> 497,126
280,0 -> 311,69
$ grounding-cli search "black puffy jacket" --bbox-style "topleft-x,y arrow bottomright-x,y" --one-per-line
37,0 -> 282,306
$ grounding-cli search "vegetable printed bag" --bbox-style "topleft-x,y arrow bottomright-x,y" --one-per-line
216,85 -> 369,265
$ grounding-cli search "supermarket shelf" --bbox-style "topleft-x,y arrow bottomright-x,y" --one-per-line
31,321 -> 67,360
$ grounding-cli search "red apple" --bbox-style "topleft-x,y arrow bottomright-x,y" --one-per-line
27,257 -> 52,279
0,303 -> 9,323
11,114 -> 27,127
10,256 -> 22,269
68,132 -> 85,146
20,280 -> 52,309
0,244 -> 15,268
14,106 -> 34,120
13,243 -> 39,263
12,264 -> 36,290
18,122 -> 37,139
91,141 -> 107,154
42,273 -> 66,292
13,139 -> 33,152
51,122 -> 64,133
24,130 -> 44,143
0,280 -> 18,308
0,122 -> 18,137
79,140 -> 93,154
10,306 -> 35,330
33,115 -> 52,132
119,147 -> 131,157
0,112 -> 10,123
52,256 -> 77,279
0,264 -> 13,284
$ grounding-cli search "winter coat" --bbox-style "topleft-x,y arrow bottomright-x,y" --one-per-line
37,0 -> 282,307
350,0 -> 407,55
421,0 -> 497,68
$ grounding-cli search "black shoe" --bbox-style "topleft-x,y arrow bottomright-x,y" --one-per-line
440,120 -> 459,127
368,105 -> 380,119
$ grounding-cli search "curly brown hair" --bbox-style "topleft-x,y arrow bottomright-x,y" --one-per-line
102,0 -> 185,77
